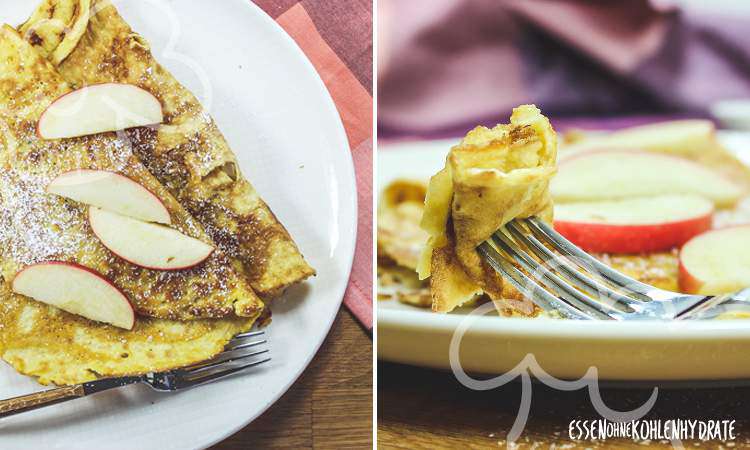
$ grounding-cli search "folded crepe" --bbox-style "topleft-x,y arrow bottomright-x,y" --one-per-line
19,0 -> 315,299
0,25 -> 263,321
418,105 -> 557,314
0,275 -> 254,385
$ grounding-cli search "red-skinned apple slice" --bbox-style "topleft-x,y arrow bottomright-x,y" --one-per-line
38,83 -> 163,139
551,150 -> 744,207
48,169 -> 171,224
89,207 -> 214,271
679,226 -> 750,295
12,262 -> 135,330
554,195 -> 714,254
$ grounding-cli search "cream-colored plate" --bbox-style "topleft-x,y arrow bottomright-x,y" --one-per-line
378,133 -> 750,381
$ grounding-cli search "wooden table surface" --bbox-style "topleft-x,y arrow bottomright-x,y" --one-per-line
378,362 -> 750,449
211,310 -> 372,449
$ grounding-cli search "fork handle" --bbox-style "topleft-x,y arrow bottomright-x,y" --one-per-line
0,385 -> 85,418
0,376 -> 143,419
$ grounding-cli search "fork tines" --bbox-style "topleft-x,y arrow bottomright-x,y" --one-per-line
178,330 -> 271,385
479,217 -> 669,320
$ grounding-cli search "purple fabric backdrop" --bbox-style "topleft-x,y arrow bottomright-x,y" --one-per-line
378,0 -> 750,138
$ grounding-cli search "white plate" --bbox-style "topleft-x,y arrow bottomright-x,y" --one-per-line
377,134 -> 750,382
0,1 -> 357,449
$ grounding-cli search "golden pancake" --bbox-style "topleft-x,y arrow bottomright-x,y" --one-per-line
0,274 -> 253,386
376,180 -> 431,308
377,179 -> 429,270
19,0 -> 315,299
17,0 -> 90,65
419,105 -> 557,313
0,25 -> 263,321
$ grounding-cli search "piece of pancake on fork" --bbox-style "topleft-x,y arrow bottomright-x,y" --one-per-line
0,25 -> 264,322
19,0 -> 316,300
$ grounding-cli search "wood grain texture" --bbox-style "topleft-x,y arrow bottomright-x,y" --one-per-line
378,362 -> 750,449
0,385 -> 84,418
211,310 -> 372,449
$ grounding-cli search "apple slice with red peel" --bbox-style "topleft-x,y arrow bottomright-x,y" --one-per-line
38,83 -> 163,139
48,170 -> 171,224
12,262 -> 135,330
551,150 -> 744,208
679,226 -> 750,295
89,207 -> 214,271
554,195 -> 714,254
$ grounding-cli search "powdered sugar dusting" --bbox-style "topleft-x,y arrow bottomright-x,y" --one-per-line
0,169 -> 89,266
0,125 -> 137,268
0,118 -> 247,319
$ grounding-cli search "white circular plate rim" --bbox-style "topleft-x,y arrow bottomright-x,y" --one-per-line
0,1 -> 357,449
197,1 -> 358,447
377,134 -> 750,382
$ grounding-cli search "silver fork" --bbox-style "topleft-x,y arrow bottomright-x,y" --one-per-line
478,217 -> 750,320
0,330 -> 270,418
